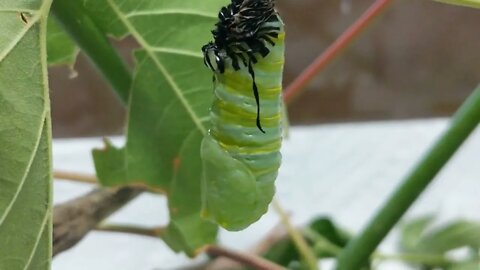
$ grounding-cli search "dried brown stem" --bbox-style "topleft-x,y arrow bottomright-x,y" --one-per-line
96,223 -> 164,238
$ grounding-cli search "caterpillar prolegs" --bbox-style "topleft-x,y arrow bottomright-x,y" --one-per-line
201,0 -> 285,231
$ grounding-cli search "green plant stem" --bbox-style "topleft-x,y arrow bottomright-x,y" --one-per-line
303,228 -> 343,256
273,200 -> 319,270
50,0 -> 131,103
435,0 -> 480,9
336,85 -> 480,270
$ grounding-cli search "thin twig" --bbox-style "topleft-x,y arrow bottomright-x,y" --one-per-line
96,223 -> 164,238
54,170 -> 97,184
272,200 -> 319,270
53,170 -> 165,194
204,224 -> 287,270
205,245 -> 286,270
284,0 -> 394,103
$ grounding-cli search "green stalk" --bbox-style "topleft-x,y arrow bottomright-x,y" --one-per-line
336,85 -> 480,270
435,0 -> 480,9
50,0 -> 131,104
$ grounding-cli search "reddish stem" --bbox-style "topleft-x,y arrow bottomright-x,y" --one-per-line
283,0 -> 394,104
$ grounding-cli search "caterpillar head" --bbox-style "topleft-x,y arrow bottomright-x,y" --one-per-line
202,0 -> 279,74
202,42 -> 226,73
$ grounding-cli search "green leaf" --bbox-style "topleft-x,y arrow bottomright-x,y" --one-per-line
450,258 -> 480,270
434,0 -> 480,9
46,17 -> 78,67
400,215 -> 435,252
259,217 -> 350,268
92,138 -> 129,186
89,0 -> 227,255
0,0 -> 53,269
400,217 -> 480,268
415,220 -> 480,253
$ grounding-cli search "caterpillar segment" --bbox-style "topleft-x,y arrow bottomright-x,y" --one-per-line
201,0 -> 285,231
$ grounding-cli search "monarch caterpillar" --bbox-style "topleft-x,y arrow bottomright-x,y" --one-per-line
201,0 -> 285,231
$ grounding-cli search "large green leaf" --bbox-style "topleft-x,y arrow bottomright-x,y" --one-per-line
91,0 -> 227,255
0,0 -> 53,269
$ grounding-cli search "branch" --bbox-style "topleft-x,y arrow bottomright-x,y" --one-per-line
204,245 -> 286,270
53,186 -> 142,256
96,223 -> 164,238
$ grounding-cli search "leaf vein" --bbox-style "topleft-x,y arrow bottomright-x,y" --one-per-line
22,209 -> 50,270
0,14 -> 40,63
150,47 -> 203,58
125,9 -> 216,19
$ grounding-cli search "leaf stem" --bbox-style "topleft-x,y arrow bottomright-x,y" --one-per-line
303,227 -> 342,256
336,85 -> 480,269
283,0 -> 393,104
50,0 -> 131,103
273,200 -> 319,270
53,170 -> 165,194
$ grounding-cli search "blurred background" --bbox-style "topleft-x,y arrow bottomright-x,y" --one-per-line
48,0 -> 480,137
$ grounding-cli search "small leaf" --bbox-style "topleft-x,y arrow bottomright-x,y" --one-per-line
400,215 -> 435,252
400,217 -> 480,269
309,217 -> 350,249
260,217 -> 351,267
46,17 -> 78,67
416,221 -> 480,253
92,139 -> 129,186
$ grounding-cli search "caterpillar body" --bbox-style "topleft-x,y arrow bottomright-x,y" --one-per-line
201,0 -> 285,231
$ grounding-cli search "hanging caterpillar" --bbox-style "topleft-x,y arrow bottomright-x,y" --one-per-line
200,0 -> 285,231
